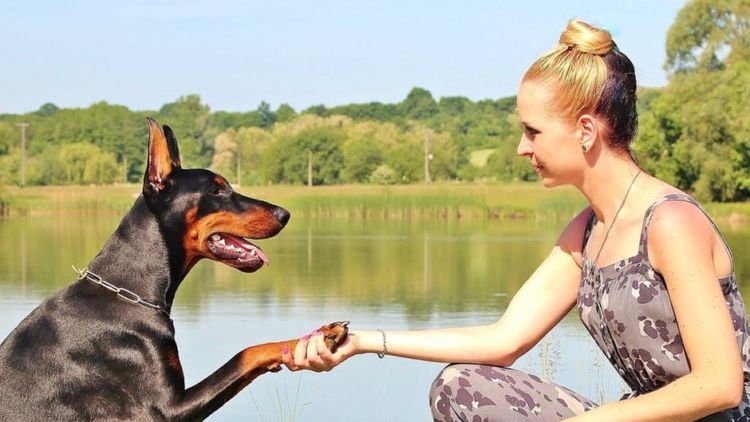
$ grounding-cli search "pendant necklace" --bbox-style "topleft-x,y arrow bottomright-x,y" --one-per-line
587,170 -> 642,282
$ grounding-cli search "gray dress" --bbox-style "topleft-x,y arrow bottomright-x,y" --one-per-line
430,194 -> 750,421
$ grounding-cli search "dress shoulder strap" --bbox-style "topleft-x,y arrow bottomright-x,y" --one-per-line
581,209 -> 597,255
639,193 -> 734,272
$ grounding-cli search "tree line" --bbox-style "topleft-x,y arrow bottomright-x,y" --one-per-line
0,0 -> 747,202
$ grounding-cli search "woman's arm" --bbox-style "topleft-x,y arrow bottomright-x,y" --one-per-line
282,208 -> 593,372
568,201 -> 743,421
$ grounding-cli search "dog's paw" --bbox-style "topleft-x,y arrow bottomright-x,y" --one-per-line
318,321 -> 349,353
268,365 -> 283,373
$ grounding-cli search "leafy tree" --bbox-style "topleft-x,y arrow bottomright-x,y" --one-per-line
0,122 -> 14,155
369,164 -> 397,184
693,150 -> 737,202
264,115 -> 348,185
275,103 -> 297,123
341,121 -> 389,182
0,150 -> 19,184
631,0 -> 750,201
35,103 -> 59,117
235,127 -> 274,185
378,124 -> 455,183
439,96 -> 471,116
329,102 -> 400,121
400,87 -> 438,120
209,131 -> 238,180
212,111 -> 263,131
303,104 -> 330,117
256,101 -> 276,129
158,95 -> 213,168
58,142 -> 118,184
666,0 -> 750,74
382,134 -> 422,182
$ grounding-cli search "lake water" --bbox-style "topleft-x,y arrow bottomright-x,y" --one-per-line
1,212 -> 748,421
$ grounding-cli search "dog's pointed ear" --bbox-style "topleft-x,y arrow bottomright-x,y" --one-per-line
144,117 -> 179,193
162,124 -> 182,169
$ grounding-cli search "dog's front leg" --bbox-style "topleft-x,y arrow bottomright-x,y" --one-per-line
166,321 -> 348,421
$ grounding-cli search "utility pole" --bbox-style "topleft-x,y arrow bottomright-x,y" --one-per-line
424,129 -> 432,183
16,123 -> 29,187
307,150 -> 313,187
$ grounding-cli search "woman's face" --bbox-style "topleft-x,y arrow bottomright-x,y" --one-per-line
516,80 -> 583,188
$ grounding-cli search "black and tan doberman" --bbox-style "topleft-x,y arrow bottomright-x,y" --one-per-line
0,118 -> 348,421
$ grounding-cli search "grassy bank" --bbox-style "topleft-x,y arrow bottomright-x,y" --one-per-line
1,183 -> 749,222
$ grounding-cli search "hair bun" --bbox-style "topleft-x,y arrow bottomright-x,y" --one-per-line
559,19 -> 613,55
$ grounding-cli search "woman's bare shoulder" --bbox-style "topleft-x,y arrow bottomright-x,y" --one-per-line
556,206 -> 594,263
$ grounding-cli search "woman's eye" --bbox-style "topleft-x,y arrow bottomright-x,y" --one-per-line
525,127 -> 539,137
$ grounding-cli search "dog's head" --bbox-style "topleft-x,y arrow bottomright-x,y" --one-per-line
142,118 -> 290,273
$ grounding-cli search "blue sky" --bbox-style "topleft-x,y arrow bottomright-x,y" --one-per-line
1,0 -> 686,114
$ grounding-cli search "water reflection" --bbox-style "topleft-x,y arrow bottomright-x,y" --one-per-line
0,214 -> 748,421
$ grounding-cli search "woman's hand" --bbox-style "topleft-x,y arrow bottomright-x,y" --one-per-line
281,329 -> 359,372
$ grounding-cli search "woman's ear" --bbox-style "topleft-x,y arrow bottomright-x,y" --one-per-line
578,114 -> 599,152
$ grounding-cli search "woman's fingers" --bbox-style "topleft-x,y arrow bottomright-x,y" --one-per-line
314,333 -> 337,367
281,328 -> 350,372
280,333 -> 311,371
293,333 -> 312,367
307,331 -> 334,372
281,344 -> 296,371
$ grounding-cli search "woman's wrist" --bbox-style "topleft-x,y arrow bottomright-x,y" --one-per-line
350,330 -> 388,356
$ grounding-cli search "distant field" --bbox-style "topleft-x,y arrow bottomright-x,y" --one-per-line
1,183 -> 749,223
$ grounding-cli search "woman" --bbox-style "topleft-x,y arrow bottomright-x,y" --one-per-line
282,20 -> 749,421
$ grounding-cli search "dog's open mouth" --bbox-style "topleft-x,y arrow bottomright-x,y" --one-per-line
206,233 -> 269,273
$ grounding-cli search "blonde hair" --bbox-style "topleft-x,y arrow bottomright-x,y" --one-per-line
523,19 -> 638,153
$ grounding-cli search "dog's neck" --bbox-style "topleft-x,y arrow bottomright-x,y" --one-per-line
86,195 -> 186,312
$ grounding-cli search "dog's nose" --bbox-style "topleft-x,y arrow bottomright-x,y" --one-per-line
273,207 -> 290,227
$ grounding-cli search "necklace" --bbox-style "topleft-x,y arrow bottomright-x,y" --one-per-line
588,170 -> 642,271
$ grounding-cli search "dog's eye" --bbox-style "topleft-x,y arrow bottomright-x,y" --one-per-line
208,185 -> 227,196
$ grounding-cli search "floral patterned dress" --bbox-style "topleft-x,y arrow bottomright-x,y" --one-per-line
430,194 -> 750,421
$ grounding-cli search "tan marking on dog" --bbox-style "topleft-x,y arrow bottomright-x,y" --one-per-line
181,207 -> 279,271
214,176 -> 228,187
166,349 -> 183,375
147,119 -> 173,185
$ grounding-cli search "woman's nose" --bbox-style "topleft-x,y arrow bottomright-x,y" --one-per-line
517,136 -> 532,157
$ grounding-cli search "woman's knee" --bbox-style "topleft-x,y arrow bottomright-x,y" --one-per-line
429,364 -> 503,421
429,364 -> 466,421
430,364 -> 475,398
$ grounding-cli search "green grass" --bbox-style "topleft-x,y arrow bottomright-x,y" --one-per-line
468,148 -> 496,167
1,183 -> 749,223
0,184 -> 139,215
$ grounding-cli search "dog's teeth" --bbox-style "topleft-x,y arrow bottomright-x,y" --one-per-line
250,249 -> 257,256
218,239 -> 227,246
211,234 -> 220,241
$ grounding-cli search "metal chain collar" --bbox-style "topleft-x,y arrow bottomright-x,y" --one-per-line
72,265 -> 171,317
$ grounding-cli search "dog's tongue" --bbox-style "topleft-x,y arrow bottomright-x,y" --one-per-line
223,234 -> 269,265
